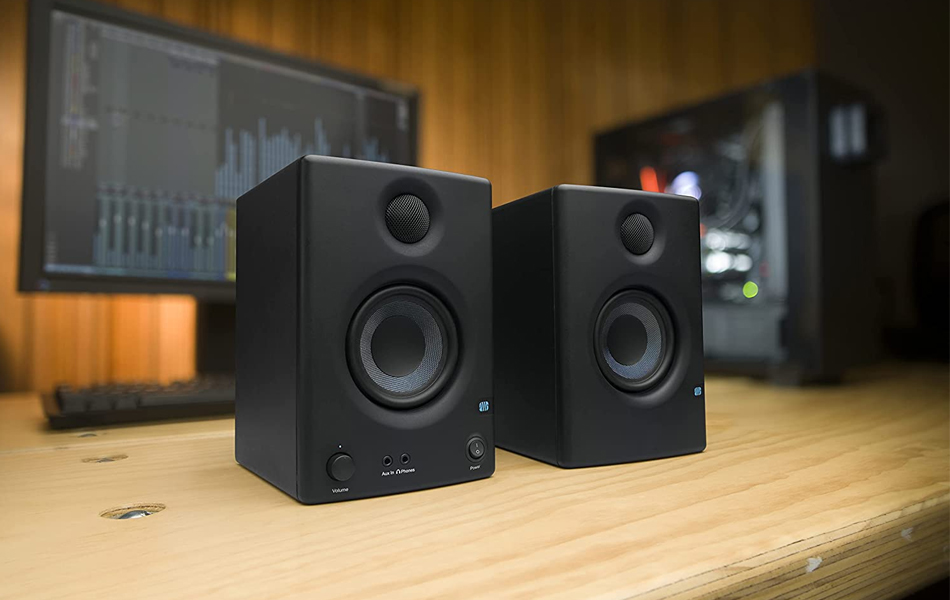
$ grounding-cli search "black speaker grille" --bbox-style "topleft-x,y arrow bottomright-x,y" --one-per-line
386,194 -> 430,243
621,213 -> 655,255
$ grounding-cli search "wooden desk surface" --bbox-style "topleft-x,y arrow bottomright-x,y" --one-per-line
1,364 -> 947,599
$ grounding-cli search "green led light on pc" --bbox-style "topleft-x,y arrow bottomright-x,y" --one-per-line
742,281 -> 759,299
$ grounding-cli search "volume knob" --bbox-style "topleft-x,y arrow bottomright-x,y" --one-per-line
327,453 -> 355,482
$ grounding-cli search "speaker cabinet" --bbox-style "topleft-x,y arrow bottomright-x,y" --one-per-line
236,156 -> 494,504
493,185 -> 705,468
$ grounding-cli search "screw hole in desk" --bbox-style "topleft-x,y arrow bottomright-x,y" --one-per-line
99,503 -> 166,520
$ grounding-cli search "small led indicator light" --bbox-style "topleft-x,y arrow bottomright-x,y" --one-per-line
478,400 -> 490,412
742,281 -> 759,299
694,386 -> 703,397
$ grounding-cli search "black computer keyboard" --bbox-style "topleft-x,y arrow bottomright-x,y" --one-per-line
42,377 -> 235,429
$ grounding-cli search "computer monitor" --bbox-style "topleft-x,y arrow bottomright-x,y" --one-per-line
19,0 -> 419,299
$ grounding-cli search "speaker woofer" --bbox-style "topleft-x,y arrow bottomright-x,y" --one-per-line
594,290 -> 674,392
347,285 -> 457,409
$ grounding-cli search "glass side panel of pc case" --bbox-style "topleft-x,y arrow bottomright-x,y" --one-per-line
596,84 -> 795,362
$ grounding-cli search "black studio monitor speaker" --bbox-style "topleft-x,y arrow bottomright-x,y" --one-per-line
236,156 -> 494,504
493,185 -> 705,468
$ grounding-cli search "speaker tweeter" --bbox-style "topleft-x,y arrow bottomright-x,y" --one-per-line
386,194 -> 430,243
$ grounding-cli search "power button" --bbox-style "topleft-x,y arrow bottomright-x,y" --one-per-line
467,437 -> 487,461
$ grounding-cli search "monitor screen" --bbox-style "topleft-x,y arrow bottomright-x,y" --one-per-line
21,2 -> 417,295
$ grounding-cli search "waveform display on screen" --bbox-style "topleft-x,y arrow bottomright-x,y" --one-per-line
214,118 -> 392,199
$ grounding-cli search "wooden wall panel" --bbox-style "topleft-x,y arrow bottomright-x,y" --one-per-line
0,0 -> 815,393
0,0 -> 29,391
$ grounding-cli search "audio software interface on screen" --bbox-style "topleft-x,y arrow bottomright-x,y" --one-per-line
42,10 -> 413,284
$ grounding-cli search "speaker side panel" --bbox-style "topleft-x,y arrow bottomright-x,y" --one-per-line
297,157 -> 493,504
492,191 -> 559,465
553,185 -> 706,467
235,161 -> 300,499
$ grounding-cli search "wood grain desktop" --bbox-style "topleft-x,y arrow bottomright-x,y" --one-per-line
0,364 -> 947,599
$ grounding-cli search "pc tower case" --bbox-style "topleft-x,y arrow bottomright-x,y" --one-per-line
596,71 -> 883,384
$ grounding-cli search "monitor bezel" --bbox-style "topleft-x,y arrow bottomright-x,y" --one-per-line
18,0 -> 420,299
